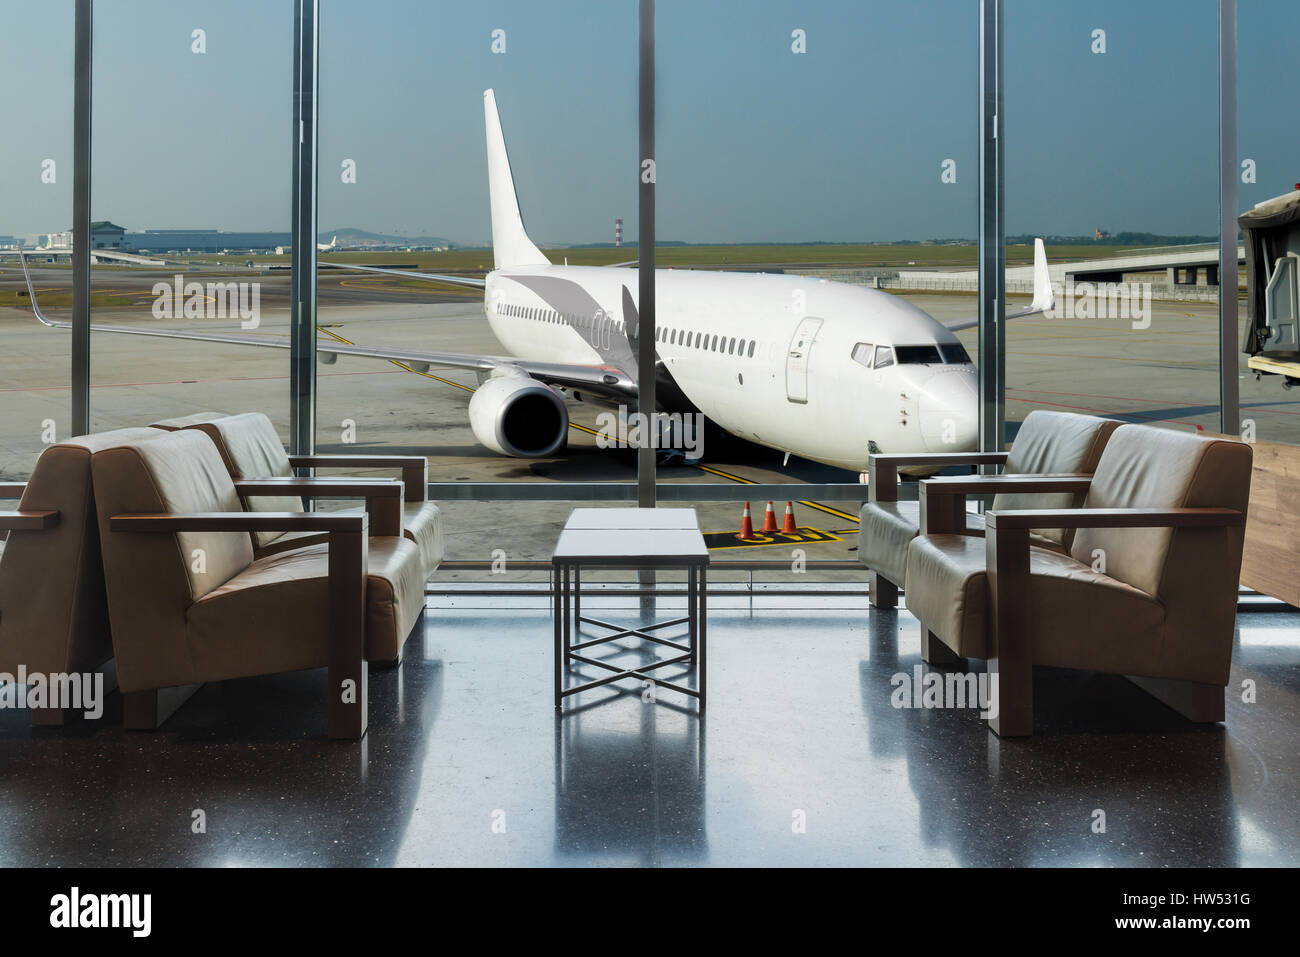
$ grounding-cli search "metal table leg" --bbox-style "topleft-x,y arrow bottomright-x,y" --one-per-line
554,556 -> 708,712
699,564 -> 707,711
688,566 -> 697,665
553,561 -> 562,710
563,563 -> 572,663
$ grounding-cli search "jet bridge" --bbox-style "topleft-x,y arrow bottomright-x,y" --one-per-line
1242,186 -> 1300,386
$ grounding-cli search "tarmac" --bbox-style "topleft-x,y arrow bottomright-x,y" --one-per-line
1,263 -> 1292,582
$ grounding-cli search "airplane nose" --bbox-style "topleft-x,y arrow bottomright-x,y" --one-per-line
919,370 -> 979,451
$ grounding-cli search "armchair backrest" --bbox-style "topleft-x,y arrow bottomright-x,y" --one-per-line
991,410 -> 1121,546
1070,425 -> 1252,671
149,411 -> 230,431
0,428 -> 161,676
91,430 -> 255,691
185,412 -> 302,550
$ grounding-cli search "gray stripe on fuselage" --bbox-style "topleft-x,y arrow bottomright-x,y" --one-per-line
505,274 -> 642,383
504,274 -> 701,415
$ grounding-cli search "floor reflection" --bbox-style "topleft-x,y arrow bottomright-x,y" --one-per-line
0,597 -> 1293,866
554,698 -> 706,864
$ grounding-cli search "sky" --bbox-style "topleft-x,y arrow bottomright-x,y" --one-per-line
1,0 -> 1297,245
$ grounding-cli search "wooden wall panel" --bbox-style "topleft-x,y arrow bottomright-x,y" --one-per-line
1210,434 -> 1300,606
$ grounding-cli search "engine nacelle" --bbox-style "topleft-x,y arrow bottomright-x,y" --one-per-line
468,371 -> 568,457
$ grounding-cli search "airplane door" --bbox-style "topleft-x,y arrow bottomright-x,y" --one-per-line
785,316 -> 823,403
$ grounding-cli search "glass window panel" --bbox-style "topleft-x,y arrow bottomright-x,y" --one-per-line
1006,1 -> 1220,443
0,2 -> 74,478
1237,1 -> 1300,448
317,0 -> 637,566
88,0 -> 291,439
660,0 -> 975,493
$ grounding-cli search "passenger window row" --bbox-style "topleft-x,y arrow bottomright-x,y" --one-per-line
500,302 -> 617,331
500,300 -> 759,359
655,326 -> 757,358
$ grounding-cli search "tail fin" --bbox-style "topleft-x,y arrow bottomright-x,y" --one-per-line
484,89 -> 549,269
1029,237 -> 1054,313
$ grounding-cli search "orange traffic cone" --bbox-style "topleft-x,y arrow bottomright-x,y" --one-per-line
737,501 -> 756,540
781,501 -> 798,534
762,500 -> 778,533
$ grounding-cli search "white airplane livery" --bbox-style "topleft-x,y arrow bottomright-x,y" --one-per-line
23,89 -> 1054,472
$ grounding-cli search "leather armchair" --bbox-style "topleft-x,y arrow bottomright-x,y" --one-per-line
92,429 -> 426,739
152,411 -> 442,577
860,410 -> 1120,608
904,425 -> 1252,735
0,428 -> 162,725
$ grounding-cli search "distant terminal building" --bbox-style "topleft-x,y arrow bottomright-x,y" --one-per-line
0,235 -> 17,249
26,223 -> 129,250
90,221 -> 126,249
124,228 -> 293,253
615,218 -> 623,247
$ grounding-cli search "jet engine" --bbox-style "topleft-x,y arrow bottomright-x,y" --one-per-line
468,369 -> 569,457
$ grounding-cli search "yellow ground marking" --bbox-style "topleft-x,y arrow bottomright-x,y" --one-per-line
692,463 -> 860,523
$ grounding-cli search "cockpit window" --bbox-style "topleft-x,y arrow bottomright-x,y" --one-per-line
894,345 -> 944,365
939,343 -> 972,364
851,342 -> 874,367
873,345 -> 894,369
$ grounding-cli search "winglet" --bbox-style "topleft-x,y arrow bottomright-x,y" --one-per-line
1030,237 -> 1054,313
939,237 -> 1057,331
484,89 -> 550,270
17,247 -> 63,328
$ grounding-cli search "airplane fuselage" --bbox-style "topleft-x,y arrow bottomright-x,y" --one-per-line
484,264 -> 979,471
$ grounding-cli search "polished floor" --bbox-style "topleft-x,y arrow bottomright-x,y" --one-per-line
0,590 -> 1296,867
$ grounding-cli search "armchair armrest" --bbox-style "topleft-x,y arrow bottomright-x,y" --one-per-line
920,473 -> 1093,496
0,509 -> 58,531
981,505 -> 1246,737
233,477 -> 403,536
918,475 -> 1095,535
868,451 -> 1009,502
111,511 -> 367,533
984,507 -> 1244,531
287,454 -> 428,502
112,510 -> 370,740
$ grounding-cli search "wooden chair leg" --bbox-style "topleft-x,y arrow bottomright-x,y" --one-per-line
123,684 -> 202,730
921,629 -> 962,666
328,525 -> 369,740
869,571 -> 898,609
1126,676 -> 1226,723
986,522 -> 1033,736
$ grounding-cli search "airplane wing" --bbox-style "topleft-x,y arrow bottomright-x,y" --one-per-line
17,248 -> 634,402
941,237 -> 1055,332
318,260 -> 485,289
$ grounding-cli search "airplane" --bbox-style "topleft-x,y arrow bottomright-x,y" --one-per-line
20,88 -> 1054,472
317,235 -> 338,252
